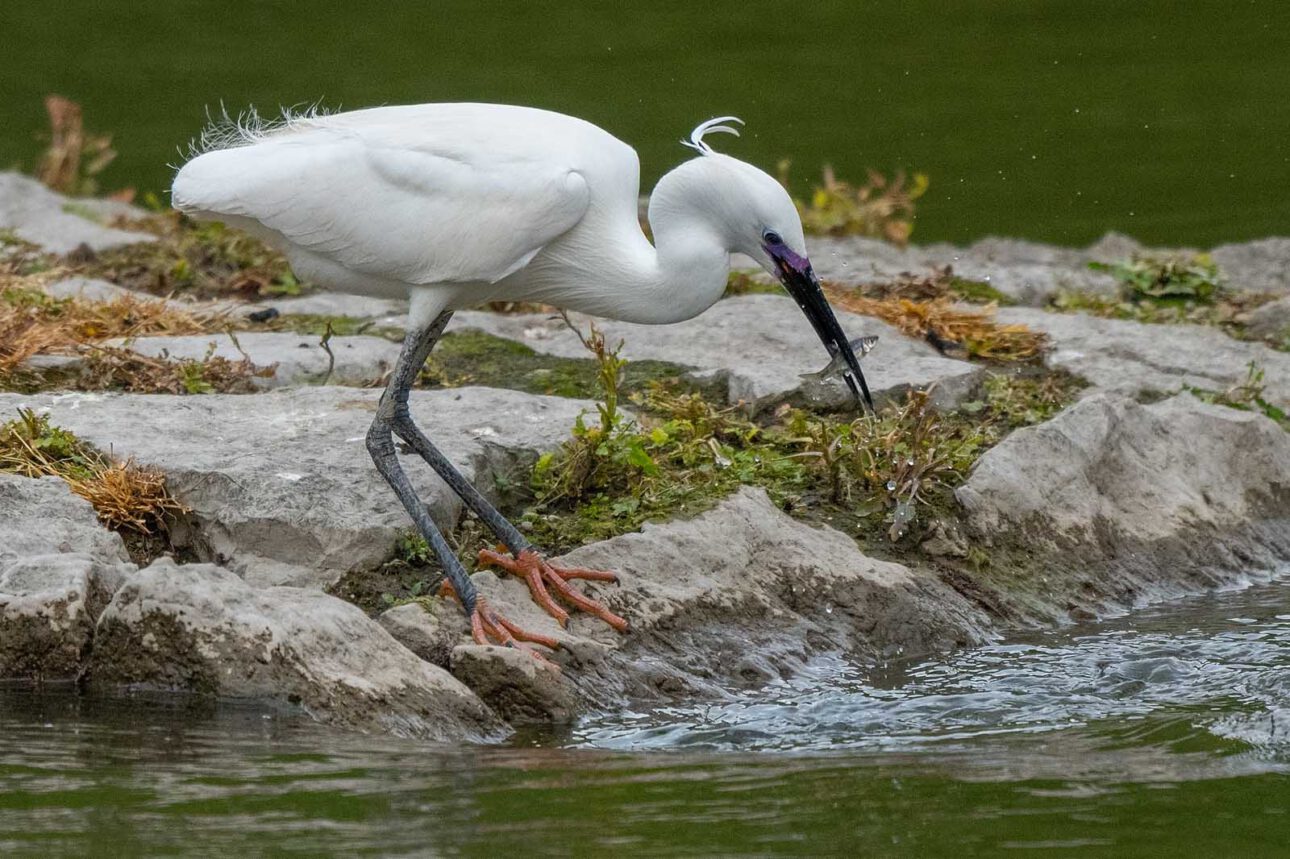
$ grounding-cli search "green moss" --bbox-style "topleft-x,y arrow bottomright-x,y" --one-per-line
267,313 -> 404,341
420,329 -> 707,401
946,276 -> 1014,306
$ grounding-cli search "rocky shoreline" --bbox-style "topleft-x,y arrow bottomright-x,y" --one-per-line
2,171 -> 1289,741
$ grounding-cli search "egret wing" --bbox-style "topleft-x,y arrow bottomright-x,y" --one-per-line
174,123 -> 591,285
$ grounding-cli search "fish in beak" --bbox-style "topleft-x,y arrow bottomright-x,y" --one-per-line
768,243 -> 875,412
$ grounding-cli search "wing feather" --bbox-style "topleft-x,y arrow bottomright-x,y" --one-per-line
173,111 -> 591,285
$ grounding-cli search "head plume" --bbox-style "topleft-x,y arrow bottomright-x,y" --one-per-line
681,116 -> 744,155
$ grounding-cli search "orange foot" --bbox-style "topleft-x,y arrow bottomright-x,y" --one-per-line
478,548 -> 629,632
440,582 -> 561,659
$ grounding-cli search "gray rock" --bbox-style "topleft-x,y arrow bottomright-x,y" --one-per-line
1243,296 -> 1290,342
998,307 -> 1290,408
88,558 -> 504,741
107,331 -> 403,388
45,276 -> 140,303
0,172 -> 153,254
0,474 -> 135,679
468,487 -> 990,709
378,601 -> 469,668
1210,238 -> 1290,294
257,292 -> 409,322
452,294 -> 984,410
957,392 -> 1290,617
0,387 -> 590,588
804,234 -> 1121,305
450,644 -> 575,723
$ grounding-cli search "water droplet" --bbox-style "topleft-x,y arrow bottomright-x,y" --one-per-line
885,480 -> 897,491
906,458 -> 915,466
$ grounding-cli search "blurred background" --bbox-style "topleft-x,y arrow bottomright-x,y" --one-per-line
1,0 -> 1287,247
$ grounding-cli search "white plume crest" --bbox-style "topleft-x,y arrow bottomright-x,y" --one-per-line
189,100 -> 334,156
681,116 -> 744,155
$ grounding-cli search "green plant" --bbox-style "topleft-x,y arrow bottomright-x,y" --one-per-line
778,162 -> 928,245
1186,362 -> 1287,426
1089,254 -> 1223,304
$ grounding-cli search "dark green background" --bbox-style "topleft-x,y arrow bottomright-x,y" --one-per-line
2,2 -> 1287,244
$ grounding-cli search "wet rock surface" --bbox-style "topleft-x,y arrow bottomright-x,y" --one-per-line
0,387 -> 590,588
957,392 -> 1290,619
88,558 -> 504,741
452,294 -> 984,409
109,331 -> 403,388
0,172 -> 153,254
998,308 -> 1290,407
467,488 -> 992,710
0,474 -> 135,679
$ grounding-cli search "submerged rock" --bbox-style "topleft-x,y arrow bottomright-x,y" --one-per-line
0,387 -> 589,588
0,172 -> 153,254
467,487 -> 991,710
88,558 -> 505,741
998,307 -> 1290,408
108,331 -> 402,388
452,294 -> 984,410
0,474 -> 135,679
957,392 -> 1290,618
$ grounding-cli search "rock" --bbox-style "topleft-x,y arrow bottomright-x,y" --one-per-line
1244,296 -> 1290,342
88,558 -> 504,741
998,307 -> 1290,408
378,601 -> 469,668
0,172 -> 153,254
452,294 -> 985,410
0,474 -> 135,679
804,234 -> 1121,305
44,276 -> 140,303
107,331 -> 403,388
956,392 -> 1290,618
470,487 -> 990,709
450,644 -> 575,723
1210,238 -> 1290,294
0,387 -> 590,588
256,292 -> 409,322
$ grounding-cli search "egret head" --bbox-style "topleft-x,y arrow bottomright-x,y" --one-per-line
669,117 -> 875,412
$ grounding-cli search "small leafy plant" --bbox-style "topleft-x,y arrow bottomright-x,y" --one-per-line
778,162 -> 928,246
1089,254 -> 1223,304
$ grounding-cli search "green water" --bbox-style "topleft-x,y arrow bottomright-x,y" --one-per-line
2,1 -> 1288,246
2,581 -> 1288,856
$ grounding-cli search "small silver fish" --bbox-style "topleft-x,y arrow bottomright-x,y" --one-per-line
799,335 -> 879,383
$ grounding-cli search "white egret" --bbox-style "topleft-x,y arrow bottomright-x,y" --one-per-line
172,103 -> 873,655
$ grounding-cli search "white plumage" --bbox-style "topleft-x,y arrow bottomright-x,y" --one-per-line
171,102 -> 872,652
172,102 -> 809,326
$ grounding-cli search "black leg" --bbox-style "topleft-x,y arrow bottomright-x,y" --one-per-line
369,309 -> 629,640
366,312 -> 480,610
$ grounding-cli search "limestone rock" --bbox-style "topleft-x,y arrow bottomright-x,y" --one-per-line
378,600 -> 469,668
957,392 -> 1290,616
88,558 -> 505,741
108,331 -> 402,388
1210,238 -> 1290,294
255,292 -> 409,322
0,387 -> 589,587
452,294 -> 984,409
45,276 -> 140,303
998,307 -> 1290,408
1244,296 -> 1290,342
471,487 -> 990,709
0,172 -> 153,254
450,644 -> 575,723
0,474 -> 135,679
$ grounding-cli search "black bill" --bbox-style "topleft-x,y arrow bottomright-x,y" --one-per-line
774,255 -> 875,412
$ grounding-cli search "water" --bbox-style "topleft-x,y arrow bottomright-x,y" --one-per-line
2,581 -> 1287,856
2,1 -> 1288,247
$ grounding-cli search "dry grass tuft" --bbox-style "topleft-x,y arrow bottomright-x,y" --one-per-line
0,282 -> 225,386
0,408 -> 186,534
780,162 -> 928,246
34,95 -> 132,200
823,286 -> 1047,362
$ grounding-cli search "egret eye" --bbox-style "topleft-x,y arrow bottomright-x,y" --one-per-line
763,231 -> 783,246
